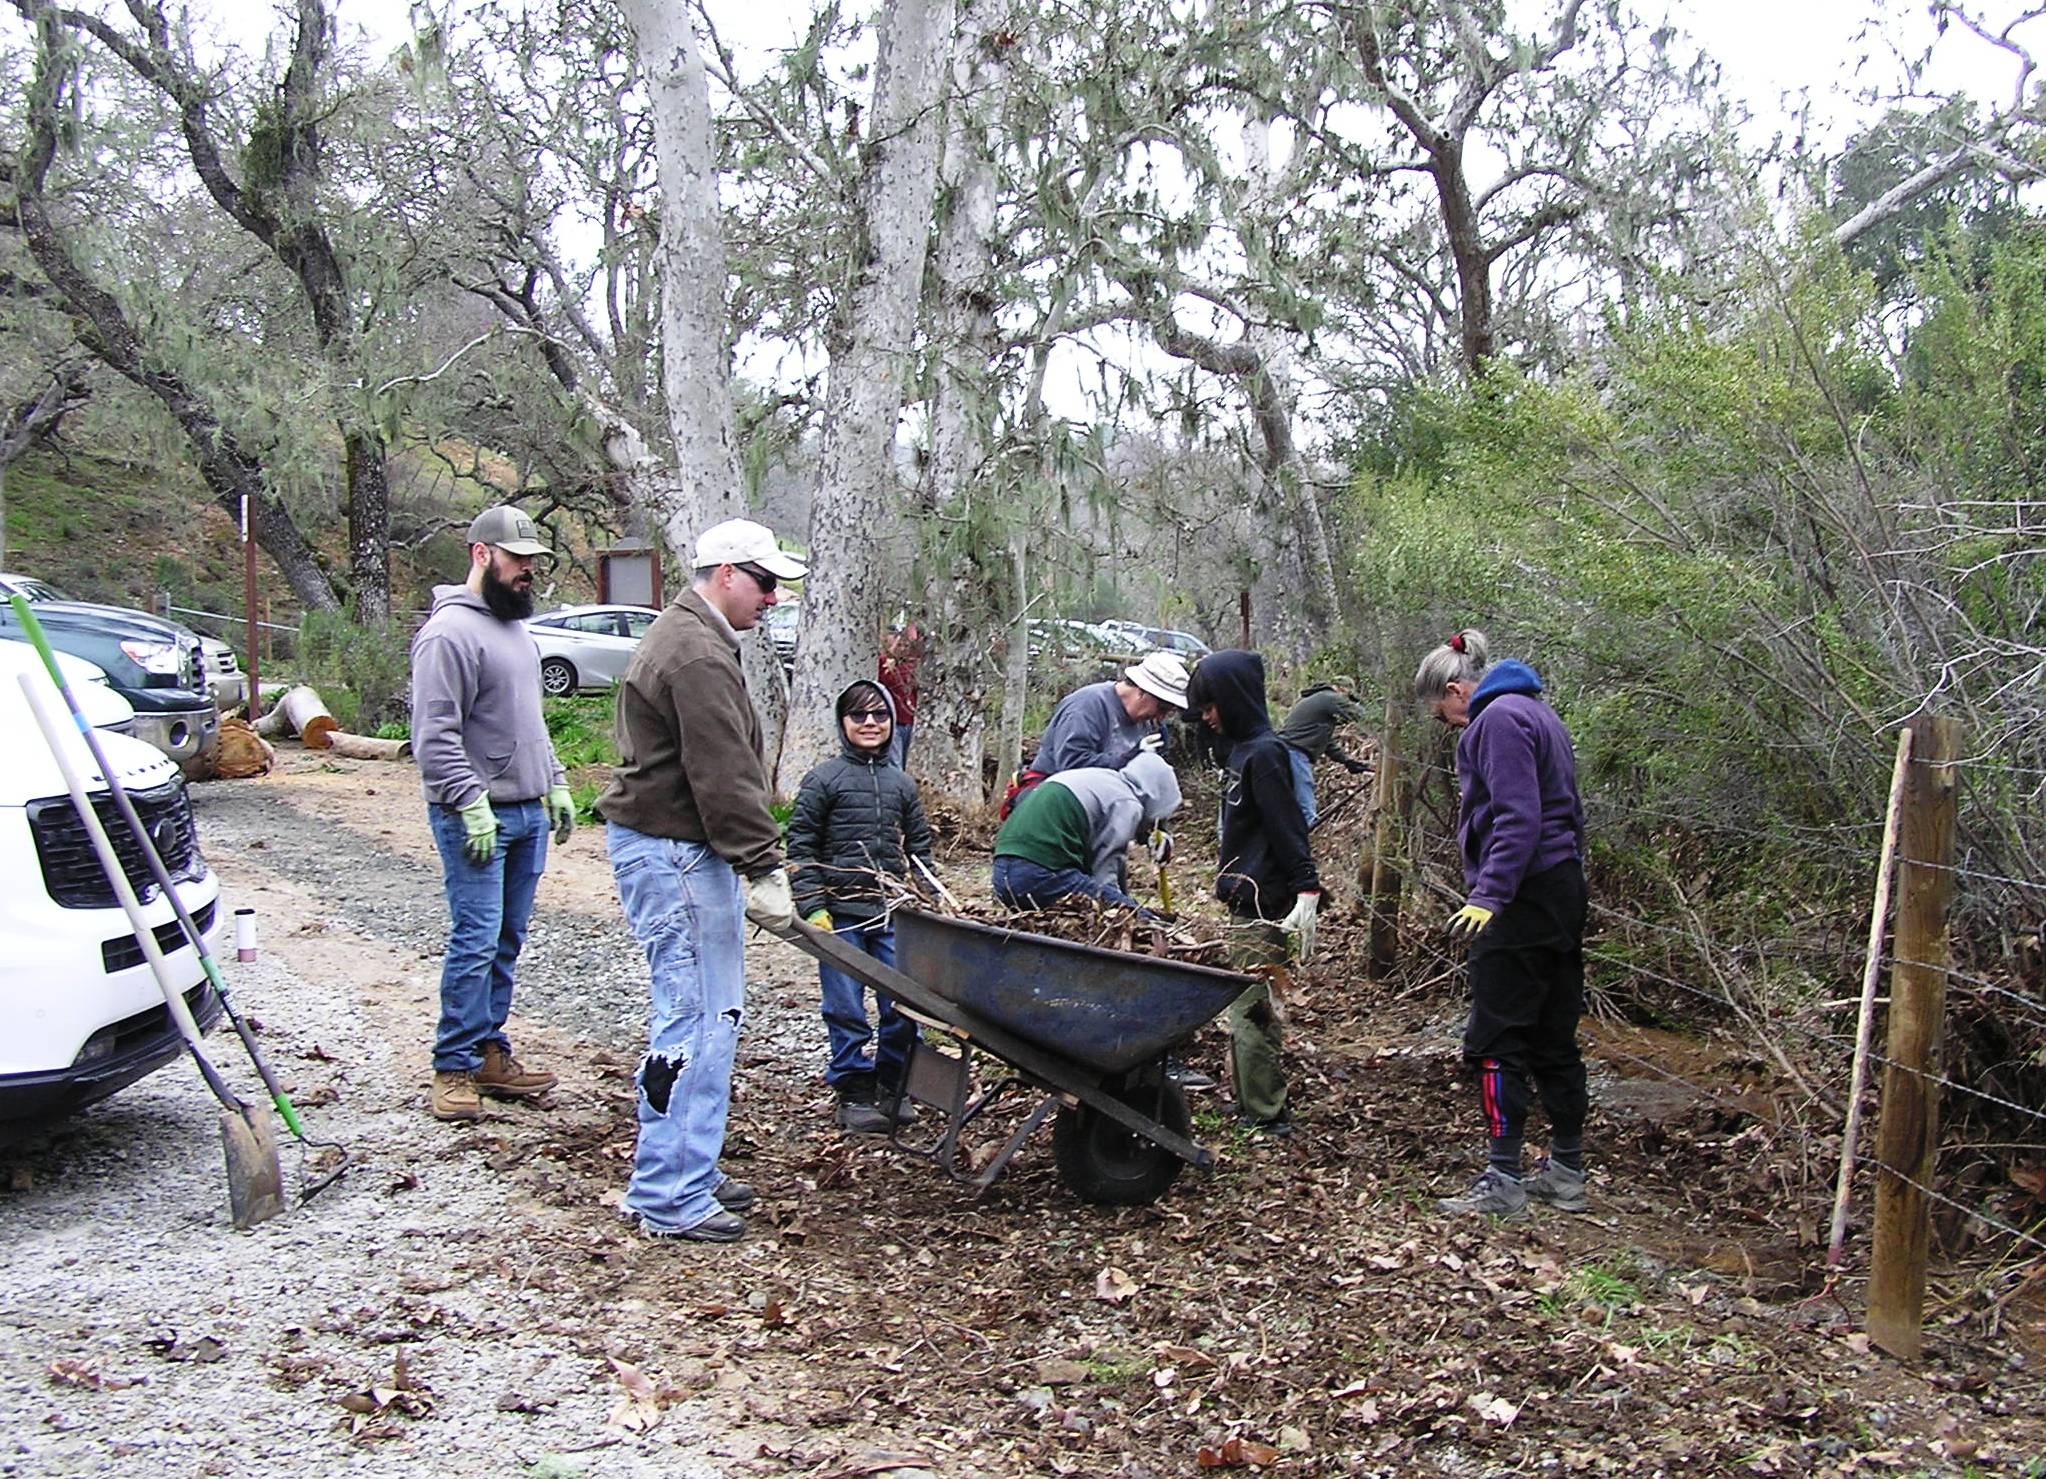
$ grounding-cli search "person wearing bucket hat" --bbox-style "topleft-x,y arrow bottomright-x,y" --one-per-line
411,505 -> 572,1125
999,651 -> 1190,820
597,516 -> 807,1243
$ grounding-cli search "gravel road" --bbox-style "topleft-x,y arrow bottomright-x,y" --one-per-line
0,762 -> 833,1479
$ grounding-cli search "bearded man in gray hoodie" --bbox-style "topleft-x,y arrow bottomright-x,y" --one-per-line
410,505 -> 573,1124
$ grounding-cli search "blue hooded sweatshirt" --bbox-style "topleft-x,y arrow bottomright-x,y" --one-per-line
1187,650 -> 1319,919
1456,660 -> 1585,912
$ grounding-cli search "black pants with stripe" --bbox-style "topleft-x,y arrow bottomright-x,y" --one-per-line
1462,859 -> 1588,1145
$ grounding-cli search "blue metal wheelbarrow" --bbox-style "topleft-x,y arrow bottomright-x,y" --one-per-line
782,908 -> 1253,1204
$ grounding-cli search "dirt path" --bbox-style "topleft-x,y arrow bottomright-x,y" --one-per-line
2,751 -> 2041,1478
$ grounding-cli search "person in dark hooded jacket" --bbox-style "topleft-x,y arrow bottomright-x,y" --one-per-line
1416,629 -> 1588,1218
1186,650 -> 1320,1134
787,679 -> 935,1134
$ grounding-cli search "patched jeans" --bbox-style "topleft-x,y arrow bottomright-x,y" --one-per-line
607,823 -> 746,1233
815,920 -> 914,1088
428,798 -> 547,1073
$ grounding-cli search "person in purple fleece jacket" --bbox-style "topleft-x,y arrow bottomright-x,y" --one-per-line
1416,629 -> 1589,1218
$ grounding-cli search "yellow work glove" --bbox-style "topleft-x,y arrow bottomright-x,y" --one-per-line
805,908 -> 834,931
458,794 -> 498,865
544,784 -> 575,845
1279,890 -> 1319,962
1447,903 -> 1495,939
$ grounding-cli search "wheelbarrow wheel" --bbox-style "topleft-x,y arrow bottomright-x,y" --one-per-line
1052,1077 -> 1191,1205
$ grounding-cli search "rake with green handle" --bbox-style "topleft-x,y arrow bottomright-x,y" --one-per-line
9,594 -> 350,1202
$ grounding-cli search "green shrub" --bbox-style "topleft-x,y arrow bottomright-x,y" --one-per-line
296,606 -> 413,733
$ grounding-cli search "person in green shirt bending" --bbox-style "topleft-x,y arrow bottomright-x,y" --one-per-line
991,753 -> 1180,918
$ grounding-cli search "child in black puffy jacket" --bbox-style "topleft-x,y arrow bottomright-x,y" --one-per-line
787,679 -> 934,1133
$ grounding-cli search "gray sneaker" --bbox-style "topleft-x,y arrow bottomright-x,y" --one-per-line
1436,1168 -> 1528,1217
1522,1159 -> 1588,1213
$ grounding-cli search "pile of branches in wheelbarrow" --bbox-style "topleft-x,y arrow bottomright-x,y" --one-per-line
867,861 -> 1230,967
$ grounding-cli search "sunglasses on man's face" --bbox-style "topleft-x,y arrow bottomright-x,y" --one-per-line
846,709 -> 891,723
735,563 -> 777,593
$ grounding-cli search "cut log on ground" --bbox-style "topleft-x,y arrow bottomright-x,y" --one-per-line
212,718 -> 277,779
324,731 -> 412,762
252,684 -> 340,749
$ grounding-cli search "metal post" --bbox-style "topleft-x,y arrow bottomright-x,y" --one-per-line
1866,715 -> 1961,1360
242,496 -> 261,723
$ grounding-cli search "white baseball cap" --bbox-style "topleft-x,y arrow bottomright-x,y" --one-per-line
1124,651 -> 1190,709
692,518 -> 808,580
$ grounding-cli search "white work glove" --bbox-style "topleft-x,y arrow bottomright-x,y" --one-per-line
1137,731 -> 1165,754
1148,830 -> 1174,866
1280,890 -> 1320,962
744,867 -> 796,931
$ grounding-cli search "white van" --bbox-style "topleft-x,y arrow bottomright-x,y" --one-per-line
0,658 -> 225,1124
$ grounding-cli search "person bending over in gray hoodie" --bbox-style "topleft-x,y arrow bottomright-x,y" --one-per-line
991,752 -> 1181,916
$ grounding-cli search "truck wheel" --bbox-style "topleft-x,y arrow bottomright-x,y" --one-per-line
1052,1077 -> 1190,1205
539,657 -> 577,697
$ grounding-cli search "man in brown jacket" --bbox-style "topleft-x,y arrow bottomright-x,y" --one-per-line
597,518 -> 805,1243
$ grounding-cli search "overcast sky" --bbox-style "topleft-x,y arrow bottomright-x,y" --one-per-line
317,0 -> 2020,139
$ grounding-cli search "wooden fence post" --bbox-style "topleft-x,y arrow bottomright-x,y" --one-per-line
1364,698 -> 1404,979
1866,714 -> 1961,1360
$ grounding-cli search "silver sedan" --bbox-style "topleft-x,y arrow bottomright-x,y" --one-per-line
527,604 -> 661,696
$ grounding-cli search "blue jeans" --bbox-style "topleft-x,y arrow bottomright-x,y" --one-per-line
1286,746 -> 1319,828
890,723 -> 914,769
428,798 -> 547,1073
816,921 -> 915,1087
992,854 -> 1149,915
606,824 -> 746,1233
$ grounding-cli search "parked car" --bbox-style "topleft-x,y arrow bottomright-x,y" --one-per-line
0,571 -> 243,711
194,635 -> 247,712
526,604 -> 661,696
761,599 -> 801,669
0,602 -> 218,769
0,665 -> 225,1124
0,641 -> 139,736
1097,619 -> 1211,660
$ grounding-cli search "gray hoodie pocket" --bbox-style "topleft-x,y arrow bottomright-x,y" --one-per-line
480,740 -> 521,778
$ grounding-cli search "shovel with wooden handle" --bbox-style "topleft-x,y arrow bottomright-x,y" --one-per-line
1150,826 -> 1174,917
18,672 -> 285,1229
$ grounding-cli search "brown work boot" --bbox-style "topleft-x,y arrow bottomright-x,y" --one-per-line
476,1043 -> 558,1100
430,1071 -> 482,1123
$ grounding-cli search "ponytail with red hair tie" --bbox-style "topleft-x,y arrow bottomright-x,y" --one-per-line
1447,632 -> 1467,654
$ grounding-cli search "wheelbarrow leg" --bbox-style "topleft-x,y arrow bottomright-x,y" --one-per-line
966,1094 -> 1060,1197
893,1034 -> 973,1175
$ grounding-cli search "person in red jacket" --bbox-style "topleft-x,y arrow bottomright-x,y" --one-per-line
878,623 -> 921,769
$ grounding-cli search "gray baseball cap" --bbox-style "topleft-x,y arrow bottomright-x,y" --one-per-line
468,505 -> 550,556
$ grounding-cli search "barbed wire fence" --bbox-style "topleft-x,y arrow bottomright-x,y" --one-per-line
1367,709 -> 2045,1360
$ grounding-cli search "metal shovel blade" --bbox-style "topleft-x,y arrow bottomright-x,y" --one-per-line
221,1101 -> 287,1230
